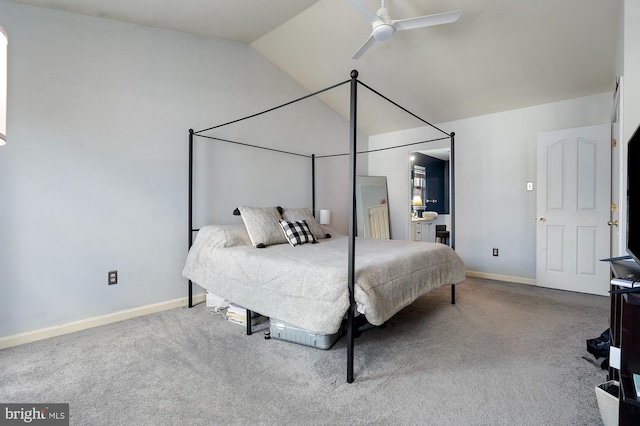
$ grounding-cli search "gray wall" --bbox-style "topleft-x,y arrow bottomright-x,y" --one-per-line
2,0 -> 635,339
0,1 -> 365,338
369,93 -> 613,282
624,0 -> 640,140
613,0 -> 640,257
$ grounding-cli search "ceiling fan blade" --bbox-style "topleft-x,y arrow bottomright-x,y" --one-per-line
352,34 -> 377,59
345,0 -> 380,24
392,10 -> 462,32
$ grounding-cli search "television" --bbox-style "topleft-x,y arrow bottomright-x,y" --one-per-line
627,122 -> 640,265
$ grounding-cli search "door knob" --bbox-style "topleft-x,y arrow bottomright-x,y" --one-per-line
538,217 -> 546,222
608,220 -> 618,227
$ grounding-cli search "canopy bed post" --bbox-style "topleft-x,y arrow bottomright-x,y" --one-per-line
450,132 -> 456,305
188,129 -> 194,308
450,132 -> 455,251
312,154 -> 316,217
347,70 -> 359,383
246,310 -> 253,336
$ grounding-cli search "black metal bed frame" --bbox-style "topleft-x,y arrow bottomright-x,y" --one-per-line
187,70 -> 455,383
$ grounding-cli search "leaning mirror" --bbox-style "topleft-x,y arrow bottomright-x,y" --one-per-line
356,176 -> 390,239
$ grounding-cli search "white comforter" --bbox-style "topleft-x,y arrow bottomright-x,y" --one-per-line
183,225 -> 465,334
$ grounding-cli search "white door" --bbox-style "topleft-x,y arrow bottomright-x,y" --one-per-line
536,124 -> 611,296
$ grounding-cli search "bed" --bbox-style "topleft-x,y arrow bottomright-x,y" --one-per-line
183,223 -> 465,336
186,70 -> 462,382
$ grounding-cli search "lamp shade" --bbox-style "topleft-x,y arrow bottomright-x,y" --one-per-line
0,27 -> 6,146
319,209 -> 331,225
412,195 -> 422,206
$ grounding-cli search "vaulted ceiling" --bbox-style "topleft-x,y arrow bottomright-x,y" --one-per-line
7,0 -> 623,135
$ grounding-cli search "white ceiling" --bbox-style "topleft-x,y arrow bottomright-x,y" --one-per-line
7,0 -> 623,135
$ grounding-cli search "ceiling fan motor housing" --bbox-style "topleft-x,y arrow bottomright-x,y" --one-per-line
372,23 -> 394,41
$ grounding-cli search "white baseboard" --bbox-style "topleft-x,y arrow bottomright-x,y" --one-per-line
0,293 -> 206,350
466,270 -> 536,286
1,273 -> 535,350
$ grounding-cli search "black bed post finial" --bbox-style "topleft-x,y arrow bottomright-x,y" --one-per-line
188,129 -> 194,308
347,69 -> 358,384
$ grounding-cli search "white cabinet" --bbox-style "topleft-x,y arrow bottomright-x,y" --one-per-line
411,220 -> 434,242
411,221 -> 421,241
422,222 -> 434,242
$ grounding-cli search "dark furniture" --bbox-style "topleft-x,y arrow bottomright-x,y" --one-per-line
435,224 -> 450,245
608,257 -> 640,425
612,290 -> 640,424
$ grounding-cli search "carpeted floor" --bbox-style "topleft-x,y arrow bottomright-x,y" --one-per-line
0,278 -> 610,425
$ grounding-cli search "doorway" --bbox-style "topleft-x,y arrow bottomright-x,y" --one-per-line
410,148 -> 451,243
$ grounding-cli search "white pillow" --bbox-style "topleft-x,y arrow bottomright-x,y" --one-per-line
238,206 -> 287,248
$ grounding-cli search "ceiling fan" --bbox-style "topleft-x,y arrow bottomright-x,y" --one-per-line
346,0 -> 462,59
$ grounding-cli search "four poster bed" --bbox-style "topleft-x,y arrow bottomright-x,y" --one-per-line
183,70 -> 465,383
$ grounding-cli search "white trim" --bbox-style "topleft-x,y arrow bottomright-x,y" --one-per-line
0,293 -> 206,350
466,270 -> 536,286
0,272 -> 537,349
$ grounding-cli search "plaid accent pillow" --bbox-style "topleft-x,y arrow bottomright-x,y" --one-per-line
278,219 -> 317,247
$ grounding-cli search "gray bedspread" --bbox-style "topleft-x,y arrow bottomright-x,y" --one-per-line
182,225 -> 466,334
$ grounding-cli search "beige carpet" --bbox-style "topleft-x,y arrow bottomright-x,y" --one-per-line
0,278 -> 610,425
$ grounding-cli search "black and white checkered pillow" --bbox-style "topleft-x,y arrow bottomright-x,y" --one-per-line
278,219 -> 317,247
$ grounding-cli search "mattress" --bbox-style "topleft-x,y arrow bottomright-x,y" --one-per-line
182,225 -> 465,335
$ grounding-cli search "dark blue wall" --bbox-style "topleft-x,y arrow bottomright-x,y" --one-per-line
412,152 -> 449,214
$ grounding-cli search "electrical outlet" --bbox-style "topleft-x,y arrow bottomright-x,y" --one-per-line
108,270 -> 118,285
493,248 -> 499,257
526,181 -> 534,191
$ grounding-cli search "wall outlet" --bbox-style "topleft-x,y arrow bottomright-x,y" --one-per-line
492,248 -> 499,257
526,181 -> 534,191
108,270 -> 118,285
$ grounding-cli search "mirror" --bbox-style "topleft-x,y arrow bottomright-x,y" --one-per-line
410,149 -> 450,216
356,176 -> 390,239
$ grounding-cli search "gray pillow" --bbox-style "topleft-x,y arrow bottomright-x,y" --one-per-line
281,207 -> 327,240
238,206 -> 287,248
